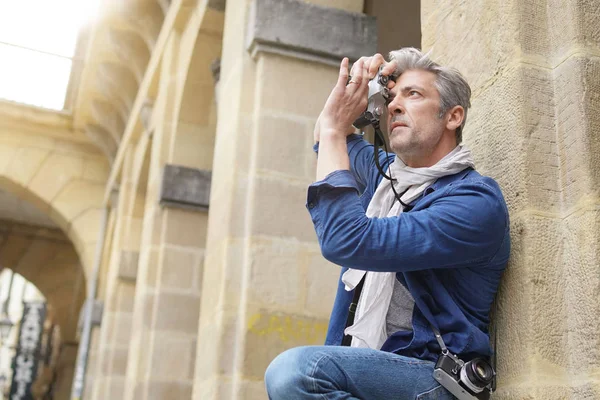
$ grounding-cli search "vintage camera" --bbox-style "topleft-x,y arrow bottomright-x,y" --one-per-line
433,351 -> 495,400
352,66 -> 395,129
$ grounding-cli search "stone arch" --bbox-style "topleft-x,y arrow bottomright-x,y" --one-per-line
168,6 -> 224,171
0,223 -> 85,344
0,126 -> 109,284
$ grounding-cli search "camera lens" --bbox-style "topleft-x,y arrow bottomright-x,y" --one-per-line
465,358 -> 494,387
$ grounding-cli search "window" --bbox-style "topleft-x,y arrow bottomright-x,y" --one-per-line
0,0 -> 99,110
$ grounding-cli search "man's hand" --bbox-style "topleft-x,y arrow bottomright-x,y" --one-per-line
313,55 -> 397,144
350,53 -> 397,83
317,58 -> 369,140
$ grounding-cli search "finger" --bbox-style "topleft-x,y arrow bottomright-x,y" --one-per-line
349,56 -> 365,79
387,80 -> 396,90
349,62 -> 369,99
369,53 -> 385,78
337,57 -> 350,87
382,59 -> 398,77
363,57 -> 373,79
357,63 -> 371,95
349,59 -> 364,86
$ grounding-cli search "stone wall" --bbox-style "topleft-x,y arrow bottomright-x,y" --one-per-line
422,0 -> 600,398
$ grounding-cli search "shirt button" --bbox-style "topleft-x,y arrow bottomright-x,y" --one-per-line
308,202 -> 316,209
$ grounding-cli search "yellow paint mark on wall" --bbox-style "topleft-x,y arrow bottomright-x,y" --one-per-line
247,312 -> 328,344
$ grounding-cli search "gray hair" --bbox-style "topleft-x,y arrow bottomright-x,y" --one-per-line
388,47 -> 471,143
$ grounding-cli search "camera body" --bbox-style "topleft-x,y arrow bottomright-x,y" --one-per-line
433,352 -> 495,400
352,67 -> 395,129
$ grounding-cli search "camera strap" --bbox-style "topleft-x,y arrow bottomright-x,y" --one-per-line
430,309 -> 498,391
430,323 -> 450,355
341,275 -> 365,346
372,123 -> 411,209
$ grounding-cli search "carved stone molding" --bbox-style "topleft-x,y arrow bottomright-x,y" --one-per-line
246,0 -> 377,66
118,250 -> 139,281
159,165 -> 211,211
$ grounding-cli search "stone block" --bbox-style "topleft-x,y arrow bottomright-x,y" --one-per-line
163,207 -> 209,248
256,53 -> 339,118
123,216 -> 143,249
171,123 -> 215,170
0,144 -> 17,174
547,0 -> 596,61
154,292 -> 201,334
69,207 -> 103,245
145,381 -> 193,400
51,181 -> 105,221
515,0 -> 551,58
6,147 -> 49,187
148,334 -> 196,380
247,0 -> 376,66
254,114 -> 312,179
304,249 -> 339,317
217,174 -> 250,240
250,176 -> 317,243
159,246 -> 199,290
236,379 -> 269,400
422,0 -> 520,92
248,238 -> 302,308
494,384 -> 600,400
116,282 -> 136,313
198,239 -> 244,315
303,0 -> 363,13
554,56 -> 600,210
160,164 -> 211,211
207,0 -> 225,12
113,313 -> 133,346
242,309 -> 329,379
105,378 -> 125,399
177,83 -> 215,126
144,247 -> 160,289
194,314 -> 226,384
468,65 -> 560,214
561,210 -> 600,372
108,346 -> 129,376
118,251 -> 139,281
77,299 -> 104,333
28,153 -> 84,203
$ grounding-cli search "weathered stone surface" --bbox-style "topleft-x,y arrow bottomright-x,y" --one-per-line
77,300 -> 104,332
153,292 -> 201,334
118,250 -> 139,281
423,0 -> 600,398
243,309 -> 329,379
160,164 -> 211,211
208,0 -> 226,11
246,0 -> 376,65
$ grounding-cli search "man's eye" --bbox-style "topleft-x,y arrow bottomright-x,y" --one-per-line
409,90 -> 419,96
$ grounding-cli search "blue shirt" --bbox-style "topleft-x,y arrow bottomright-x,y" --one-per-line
307,134 -> 510,362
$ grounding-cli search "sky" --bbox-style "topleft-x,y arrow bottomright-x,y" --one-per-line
0,0 -> 100,110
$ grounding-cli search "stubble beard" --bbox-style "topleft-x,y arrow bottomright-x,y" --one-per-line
389,126 -> 422,158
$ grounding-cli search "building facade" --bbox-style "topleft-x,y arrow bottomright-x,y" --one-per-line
0,0 -> 598,399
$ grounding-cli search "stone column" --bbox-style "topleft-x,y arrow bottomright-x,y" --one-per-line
193,1 -> 374,399
89,148 -> 141,400
123,2 -> 221,395
422,1 -> 600,398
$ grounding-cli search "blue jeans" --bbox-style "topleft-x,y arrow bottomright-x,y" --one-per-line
265,346 -> 455,400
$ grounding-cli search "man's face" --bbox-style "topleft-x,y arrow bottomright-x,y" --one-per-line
386,69 -> 449,165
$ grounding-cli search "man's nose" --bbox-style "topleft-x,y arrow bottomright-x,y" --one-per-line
388,97 -> 404,114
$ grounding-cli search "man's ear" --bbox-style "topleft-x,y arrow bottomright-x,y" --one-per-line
445,105 -> 465,132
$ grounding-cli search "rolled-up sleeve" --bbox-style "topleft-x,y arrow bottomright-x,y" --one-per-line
307,176 -> 508,273
314,134 -> 394,196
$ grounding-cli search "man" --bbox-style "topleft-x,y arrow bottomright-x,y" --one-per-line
265,48 -> 510,400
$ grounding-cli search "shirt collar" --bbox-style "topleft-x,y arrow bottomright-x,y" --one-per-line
426,167 -> 475,194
